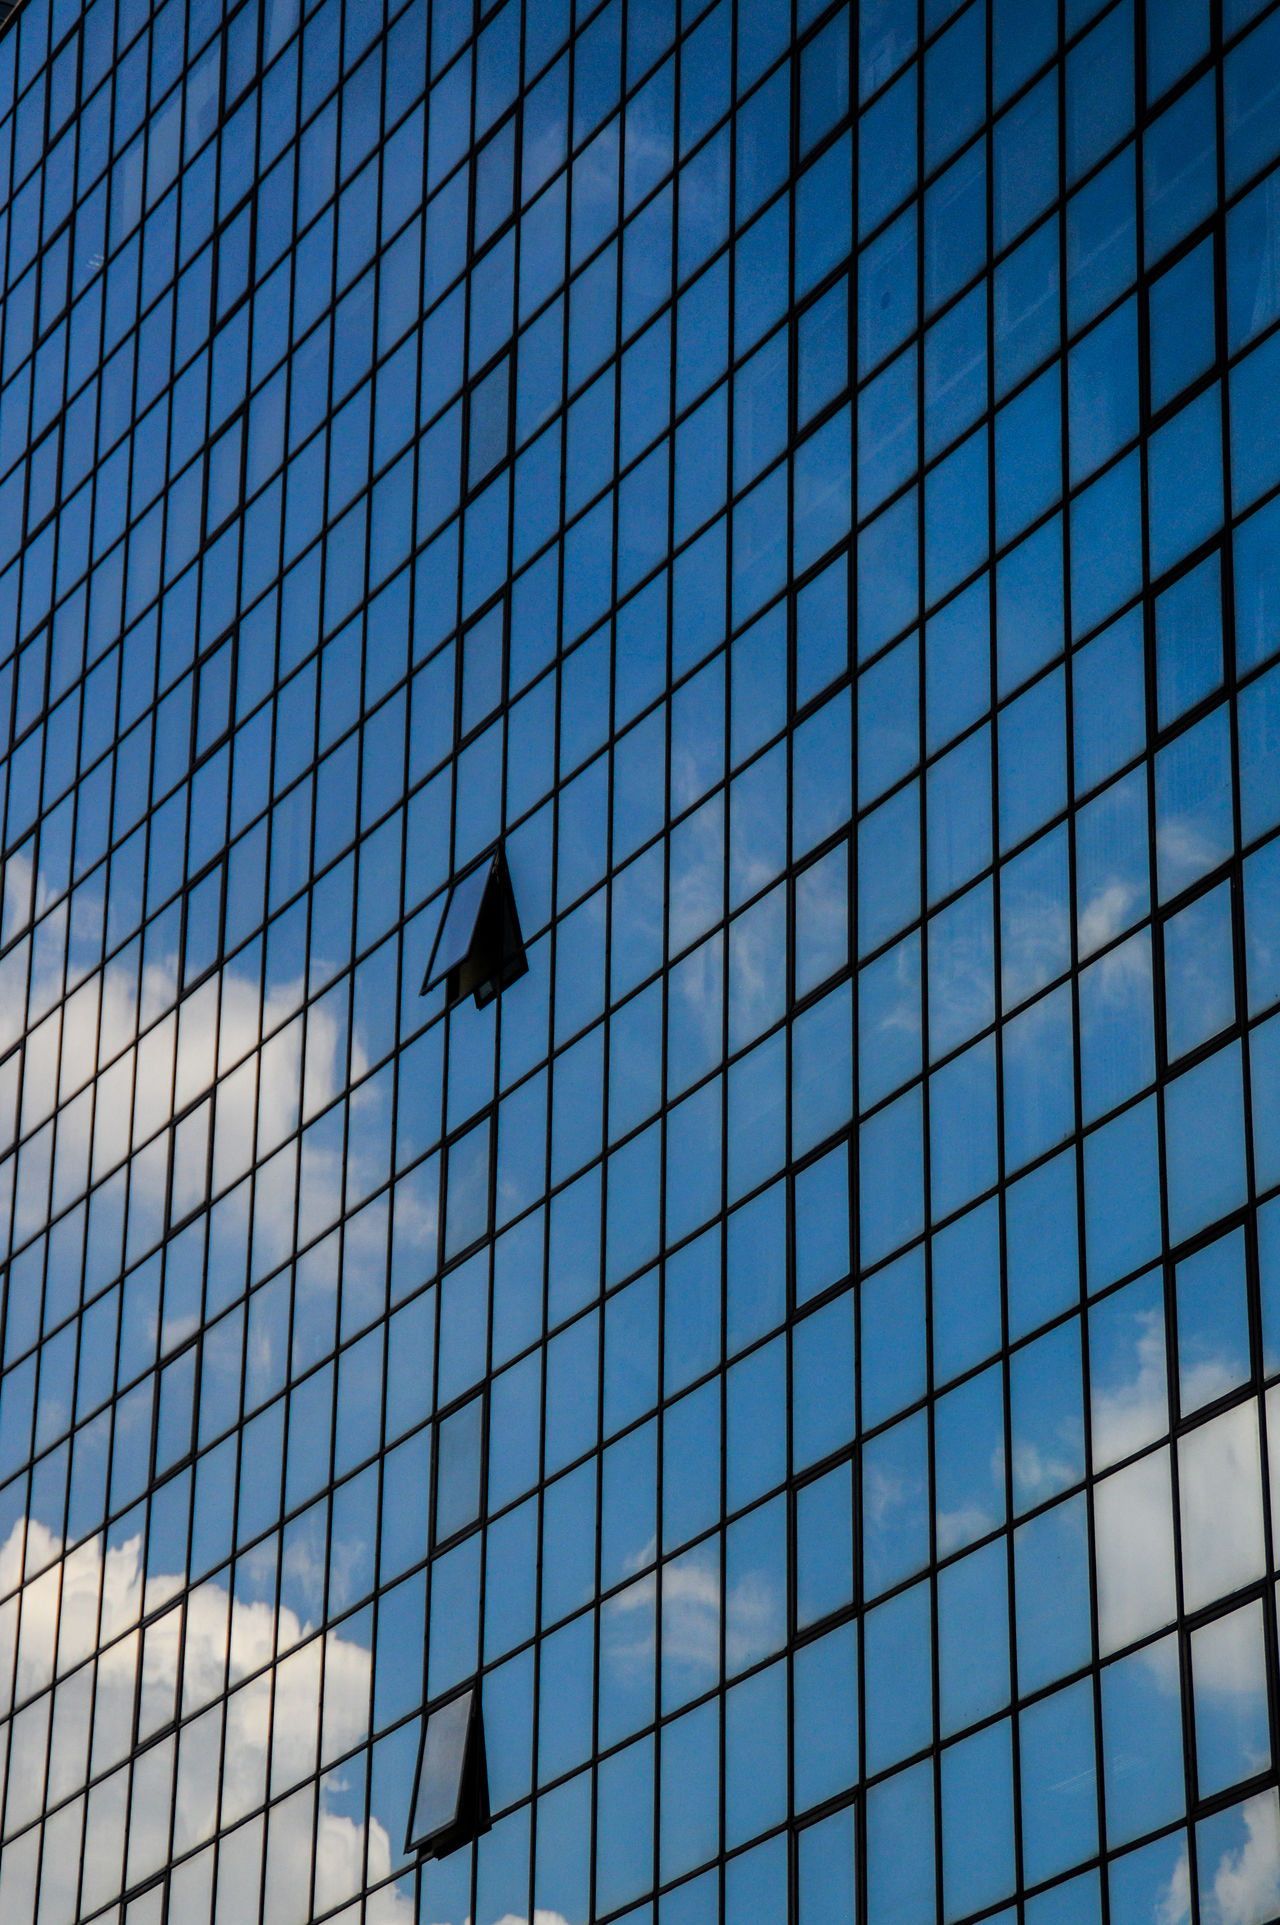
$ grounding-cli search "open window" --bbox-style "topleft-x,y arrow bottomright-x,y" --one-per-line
422,848 -> 527,1008
405,1684 -> 491,1860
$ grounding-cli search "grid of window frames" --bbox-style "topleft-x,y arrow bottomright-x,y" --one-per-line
2,0 -> 1280,1919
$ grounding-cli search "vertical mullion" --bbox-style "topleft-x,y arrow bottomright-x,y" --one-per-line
1054,0 -> 1118,1888
651,0 -> 679,1900
1211,0 -> 1280,1806
909,4 -> 950,1918
526,14 -> 578,1920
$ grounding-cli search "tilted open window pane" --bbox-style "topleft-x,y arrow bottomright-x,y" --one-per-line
406,1685 -> 491,1858
422,849 -> 528,1007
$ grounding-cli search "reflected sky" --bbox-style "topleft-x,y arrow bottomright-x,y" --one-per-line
2,0 -> 1280,1917
0,1515 -> 411,1923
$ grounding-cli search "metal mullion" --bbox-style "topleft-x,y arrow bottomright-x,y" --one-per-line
845,41 -> 870,1865
104,25 -> 159,579
897,0 -> 949,1908
473,906 -> 505,1891
277,1038 -> 313,1906
779,83 -> 800,1843
983,0 -> 1032,1878
639,3 -> 686,1904
306,1354 -> 342,1925
7,289 -> 39,594
3,924 -> 43,1315
64,189 -> 112,695
25,1365 -> 65,1922
1131,0 -> 1207,1793
148,679 -> 187,1250
524,10 -> 578,1904
185,199 -> 225,670
1051,0 -> 1118,1880
113,946 -> 150,1306
385,45 -> 427,1675
1128,46 -> 1193,1869
294,26 -> 345,153
138,1518 -> 187,1895
352,1292 -> 392,1920
81,925 -> 125,1352
309,56 -> 358,664
248,645 -> 287,1314
68,1155 -> 139,1924
207,1557 -> 243,1925
136,157 -> 190,727
590,0 -> 626,1897
714,15 -> 741,1906
962,0 -> 1026,1897
268,23 -> 314,659
0,65 -> 15,186
416,1101 -> 446,1844
588,1266 -> 608,1923
1212,0 -> 1280,1794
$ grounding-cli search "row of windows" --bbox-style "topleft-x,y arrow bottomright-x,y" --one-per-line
3,209 -> 1279,942
1,243 -> 1278,1051
2,493 -> 1280,1469
0,109 -> 1270,1101
5,0 -> 1280,1922
6,861 -> 1280,1587
4,461 -> 1280,1157
0,0 -> 782,346
4,1255 -> 1280,1919
9,0 -> 1278,685
0,664 -> 1277,1430
4,20 -> 1270,662
4,0 -> 1270,454
2,62 -> 1278,939
1,1006 -> 1269,1509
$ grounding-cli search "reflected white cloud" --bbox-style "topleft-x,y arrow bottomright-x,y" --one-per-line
3,915 -> 388,1284
0,1518 -> 412,1924
1094,1396 -> 1270,1663
1156,817 -> 1228,901
1192,1604 -> 1269,1716
1201,1790 -> 1280,1925
1178,1403 -> 1266,1615
862,1454 -> 926,1550
668,934 -> 723,1091
669,798 -> 724,957
421,1913 -> 574,1925
477,1914 -> 573,1925
724,1562 -> 785,1674
1094,1447 -> 1177,1656
660,1555 -> 719,1677
1183,1351 -> 1248,1416
0,848 -> 41,958
1011,1437 -> 1078,1510
935,1503 -> 999,1558
1078,878 -> 1142,958
928,892 -> 992,1060
795,849 -> 848,998
1154,1842 -> 1192,1925
1091,1308 -> 1168,1470
1001,889 -> 1070,1009
868,950 -> 920,1043
607,1538 -> 784,1681
727,887 -> 785,1053
1080,922 -> 1152,1001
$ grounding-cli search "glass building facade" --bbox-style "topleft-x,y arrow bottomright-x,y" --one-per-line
4,0 -> 1280,1918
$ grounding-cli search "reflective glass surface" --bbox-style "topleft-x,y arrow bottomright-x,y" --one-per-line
3,0 -> 1280,1919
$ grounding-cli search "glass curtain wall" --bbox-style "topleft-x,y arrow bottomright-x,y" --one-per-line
2,0 -> 1280,1920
